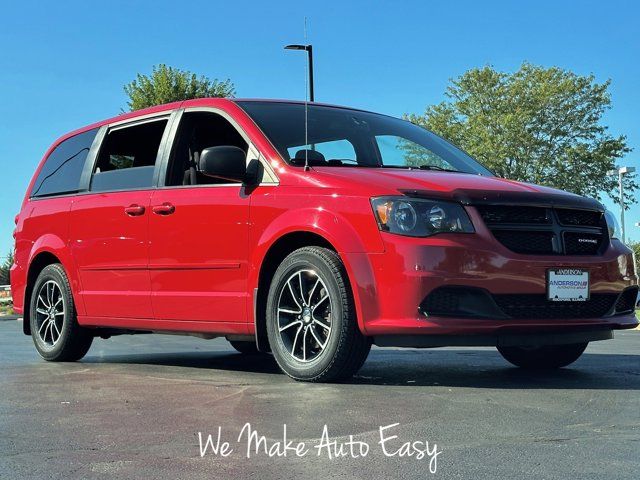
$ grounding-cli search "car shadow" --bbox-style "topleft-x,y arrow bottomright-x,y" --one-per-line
85,350 -> 284,375
82,347 -> 640,390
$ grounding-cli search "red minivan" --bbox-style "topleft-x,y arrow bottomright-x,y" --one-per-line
10,98 -> 639,381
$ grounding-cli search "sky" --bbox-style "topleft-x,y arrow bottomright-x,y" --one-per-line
1,0 -> 639,258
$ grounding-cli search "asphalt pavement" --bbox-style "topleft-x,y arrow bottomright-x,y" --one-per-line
1,319 -> 639,479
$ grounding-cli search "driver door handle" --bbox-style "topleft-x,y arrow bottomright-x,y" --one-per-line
152,202 -> 176,215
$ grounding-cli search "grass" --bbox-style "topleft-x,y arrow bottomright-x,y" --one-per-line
0,303 -> 15,316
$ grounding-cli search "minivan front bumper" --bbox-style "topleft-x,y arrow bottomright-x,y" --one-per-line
344,227 -> 639,340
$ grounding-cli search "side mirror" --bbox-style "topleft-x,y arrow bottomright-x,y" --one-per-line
199,146 -> 247,183
244,158 -> 263,186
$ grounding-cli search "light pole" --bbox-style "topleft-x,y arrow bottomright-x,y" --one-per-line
608,166 -> 636,243
284,44 -> 314,102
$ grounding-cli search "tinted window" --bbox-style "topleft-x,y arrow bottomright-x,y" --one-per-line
238,101 -> 493,175
165,112 -> 248,186
91,119 -> 167,192
31,128 -> 99,197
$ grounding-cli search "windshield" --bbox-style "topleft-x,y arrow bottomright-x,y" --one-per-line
237,101 -> 493,175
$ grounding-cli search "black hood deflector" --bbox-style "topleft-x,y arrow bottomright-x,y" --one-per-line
400,189 -> 604,211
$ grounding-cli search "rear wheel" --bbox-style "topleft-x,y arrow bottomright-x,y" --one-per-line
497,343 -> 588,369
29,264 -> 93,362
266,247 -> 371,382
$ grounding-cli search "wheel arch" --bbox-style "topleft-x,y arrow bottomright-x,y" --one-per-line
254,231 -> 337,351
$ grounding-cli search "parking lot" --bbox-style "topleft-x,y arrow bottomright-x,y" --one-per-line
1,318 -> 639,479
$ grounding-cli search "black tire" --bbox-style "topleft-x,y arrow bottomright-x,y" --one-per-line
229,340 -> 262,355
29,264 -> 93,362
266,247 -> 371,382
497,343 -> 588,369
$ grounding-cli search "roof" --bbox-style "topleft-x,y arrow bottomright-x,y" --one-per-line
48,97 -> 392,153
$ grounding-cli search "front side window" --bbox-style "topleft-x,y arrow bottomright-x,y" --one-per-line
31,128 -> 99,198
238,101 -> 493,175
165,111 -> 248,186
91,119 -> 167,192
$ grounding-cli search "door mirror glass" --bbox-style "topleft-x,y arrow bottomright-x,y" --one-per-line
199,146 -> 247,183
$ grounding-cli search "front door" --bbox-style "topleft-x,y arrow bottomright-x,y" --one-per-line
148,186 -> 250,323
148,110 -> 252,324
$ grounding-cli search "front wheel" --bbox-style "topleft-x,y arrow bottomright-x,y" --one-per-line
266,247 -> 371,382
497,343 -> 588,369
29,264 -> 93,362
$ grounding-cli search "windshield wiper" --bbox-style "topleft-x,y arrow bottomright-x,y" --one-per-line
376,164 -> 462,173
416,165 -> 460,172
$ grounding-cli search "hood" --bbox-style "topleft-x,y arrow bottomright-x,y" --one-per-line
311,167 -> 604,211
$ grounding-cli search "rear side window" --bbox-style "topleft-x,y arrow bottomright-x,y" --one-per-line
91,119 -> 167,192
31,128 -> 99,198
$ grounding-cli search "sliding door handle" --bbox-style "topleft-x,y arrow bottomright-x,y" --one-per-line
152,202 -> 176,215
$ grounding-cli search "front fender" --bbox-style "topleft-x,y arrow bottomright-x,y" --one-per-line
255,207 -> 383,257
249,204 -> 384,335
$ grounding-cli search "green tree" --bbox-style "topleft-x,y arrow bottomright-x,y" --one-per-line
628,241 -> 640,279
124,64 -> 235,111
0,251 -> 14,285
407,63 -> 636,206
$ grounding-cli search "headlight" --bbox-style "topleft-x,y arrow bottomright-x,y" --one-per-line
604,209 -> 621,239
371,196 -> 474,237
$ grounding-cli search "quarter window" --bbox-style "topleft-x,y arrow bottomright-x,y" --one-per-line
91,119 -> 167,192
31,128 -> 99,198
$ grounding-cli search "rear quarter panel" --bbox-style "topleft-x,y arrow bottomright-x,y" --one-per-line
12,197 -> 84,316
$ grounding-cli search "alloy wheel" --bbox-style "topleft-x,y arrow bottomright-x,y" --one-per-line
34,280 -> 65,348
276,269 -> 332,362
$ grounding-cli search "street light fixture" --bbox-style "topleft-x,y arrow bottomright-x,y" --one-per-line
284,44 -> 314,102
607,166 -> 636,243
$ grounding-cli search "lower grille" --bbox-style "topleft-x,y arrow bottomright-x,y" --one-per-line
493,293 -> 615,319
614,286 -> 639,314
421,286 -> 637,320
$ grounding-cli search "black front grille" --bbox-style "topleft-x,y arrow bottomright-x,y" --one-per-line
493,293 -> 616,319
421,286 -> 636,320
492,230 -> 555,255
564,232 -> 604,255
556,208 -> 603,227
477,205 -> 607,256
477,205 -> 551,224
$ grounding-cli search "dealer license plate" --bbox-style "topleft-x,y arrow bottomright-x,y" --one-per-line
547,269 -> 589,302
